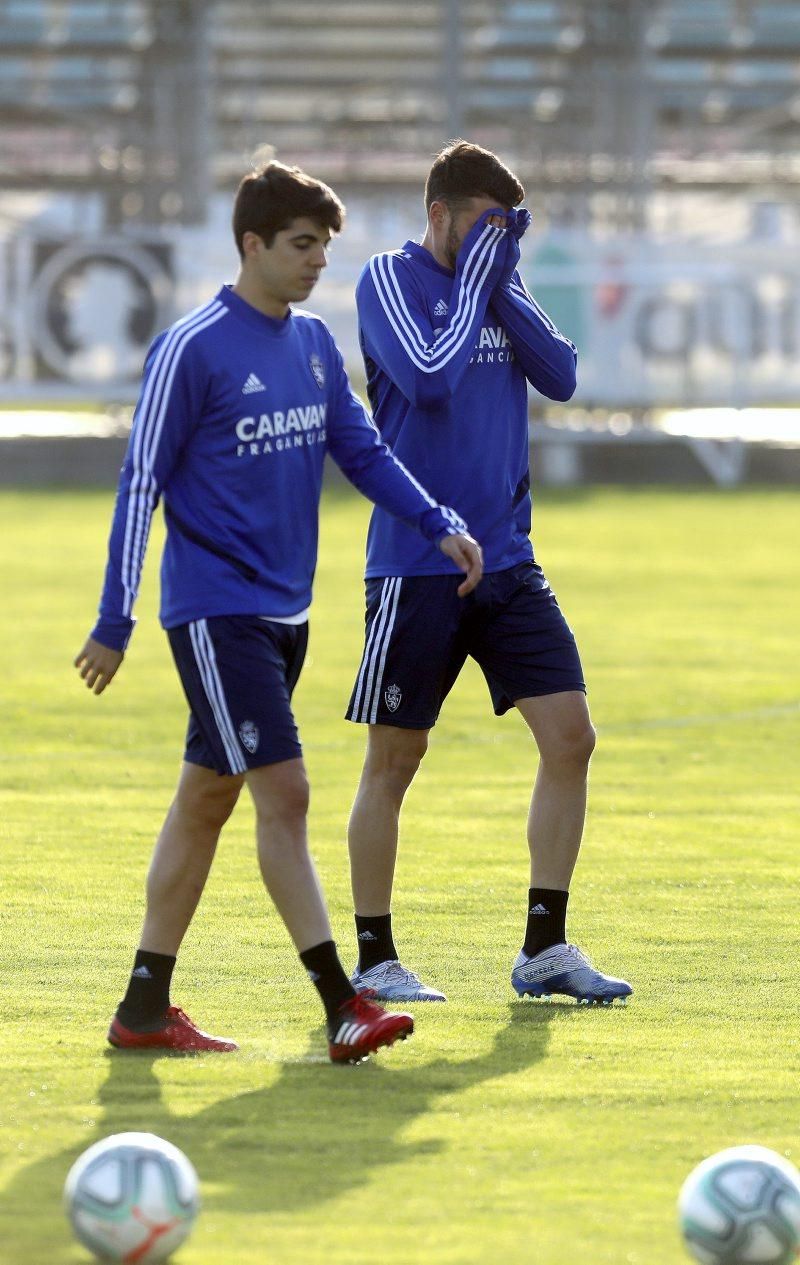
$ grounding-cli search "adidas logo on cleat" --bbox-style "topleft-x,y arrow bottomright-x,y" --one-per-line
242,372 -> 266,394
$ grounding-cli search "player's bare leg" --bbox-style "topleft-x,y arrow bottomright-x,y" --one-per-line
246,757 -> 331,951
516,691 -> 595,890
347,724 -> 429,915
249,756 -> 413,1061
347,725 -> 446,1001
109,763 -> 243,1052
140,762 -> 243,956
511,691 -> 631,1004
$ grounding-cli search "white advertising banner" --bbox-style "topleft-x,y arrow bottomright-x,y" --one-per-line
1,222 -> 798,410
525,233 -> 800,408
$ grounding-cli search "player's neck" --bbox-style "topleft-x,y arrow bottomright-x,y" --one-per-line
232,273 -> 289,320
420,228 -> 454,273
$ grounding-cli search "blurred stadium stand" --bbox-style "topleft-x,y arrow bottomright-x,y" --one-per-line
0,0 -> 210,223
2,0 -> 800,226
1,0 -> 799,482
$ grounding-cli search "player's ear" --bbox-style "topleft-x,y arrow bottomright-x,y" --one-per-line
428,200 -> 449,231
241,230 -> 266,258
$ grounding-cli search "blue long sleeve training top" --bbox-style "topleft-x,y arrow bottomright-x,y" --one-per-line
92,285 -> 467,651
356,214 -> 577,578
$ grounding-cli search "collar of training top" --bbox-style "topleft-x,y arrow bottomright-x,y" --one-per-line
217,284 -> 294,337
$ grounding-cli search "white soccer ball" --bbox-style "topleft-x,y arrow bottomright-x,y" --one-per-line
678,1145 -> 800,1265
64,1131 -> 199,1262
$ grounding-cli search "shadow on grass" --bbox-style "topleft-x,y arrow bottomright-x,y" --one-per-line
3,1001 -> 574,1253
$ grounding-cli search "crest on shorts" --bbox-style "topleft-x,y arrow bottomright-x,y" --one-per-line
309,353 -> 325,388
238,719 -> 259,754
385,683 -> 402,713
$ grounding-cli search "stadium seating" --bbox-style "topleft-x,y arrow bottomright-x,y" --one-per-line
1,0 -> 798,214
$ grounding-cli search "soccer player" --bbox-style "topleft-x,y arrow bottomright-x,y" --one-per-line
345,140 -> 632,1006
74,160 -> 483,1063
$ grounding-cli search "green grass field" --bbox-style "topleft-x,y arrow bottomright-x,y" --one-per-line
1,484 -> 798,1265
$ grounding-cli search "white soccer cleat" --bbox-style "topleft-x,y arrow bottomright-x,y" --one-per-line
350,959 -> 447,1002
511,943 -> 632,1004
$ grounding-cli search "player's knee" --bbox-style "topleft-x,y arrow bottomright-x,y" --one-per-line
541,720 -> 596,771
282,772 -> 311,822
175,775 -> 242,831
578,721 -> 597,766
367,730 -> 428,792
569,719 -> 596,768
258,766 -> 311,825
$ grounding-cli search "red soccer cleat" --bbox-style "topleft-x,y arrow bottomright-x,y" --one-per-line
328,991 -> 414,1064
107,1005 -> 239,1053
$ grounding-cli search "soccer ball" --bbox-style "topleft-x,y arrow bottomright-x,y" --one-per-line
64,1131 -> 199,1262
678,1145 -> 800,1265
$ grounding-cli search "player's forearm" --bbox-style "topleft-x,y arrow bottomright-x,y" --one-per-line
372,285 -> 493,410
399,315 -> 488,410
91,536 -> 140,652
90,608 -> 135,653
354,466 -> 466,543
330,420 -> 466,542
89,460 -> 157,651
491,285 -> 577,401
363,222 -> 507,410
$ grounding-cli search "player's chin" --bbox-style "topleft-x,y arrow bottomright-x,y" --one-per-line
293,279 -> 318,299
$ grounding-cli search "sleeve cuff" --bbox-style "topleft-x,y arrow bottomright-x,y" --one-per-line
90,616 -> 135,653
419,505 -> 468,543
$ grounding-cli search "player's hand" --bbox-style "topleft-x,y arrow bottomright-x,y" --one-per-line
509,208 -> 532,241
74,637 -> 124,695
497,230 -> 521,289
438,532 -> 484,596
492,206 -> 528,288
457,209 -> 509,275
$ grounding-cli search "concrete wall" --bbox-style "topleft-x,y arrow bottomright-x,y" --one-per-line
1,431 -> 798,488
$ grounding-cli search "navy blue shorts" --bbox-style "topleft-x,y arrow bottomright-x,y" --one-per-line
346,561 -> 585,729
168,615 -> 308,775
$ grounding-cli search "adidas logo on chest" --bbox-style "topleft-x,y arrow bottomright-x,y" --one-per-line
242,372 -> 266,395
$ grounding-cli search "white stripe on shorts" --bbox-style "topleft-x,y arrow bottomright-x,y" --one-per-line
188,619 -> 247,774
350,577 -> 403,724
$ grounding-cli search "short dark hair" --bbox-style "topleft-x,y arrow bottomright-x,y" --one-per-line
232,160 -> 345,256
424,139 -> 524,212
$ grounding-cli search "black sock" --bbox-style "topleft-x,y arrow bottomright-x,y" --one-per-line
117,949 -> 176,1029
299,940 -> 356,1027
355,913 -> 397,972
523,888 -> 569,957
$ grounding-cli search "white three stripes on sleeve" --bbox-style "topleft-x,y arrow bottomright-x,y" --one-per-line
375,227 -> 494,364
368,223 -> 505,373
120,300 -> 227,616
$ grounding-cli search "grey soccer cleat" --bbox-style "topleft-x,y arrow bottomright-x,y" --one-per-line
511,943 -> 632,1005
350,959 -> 447,1002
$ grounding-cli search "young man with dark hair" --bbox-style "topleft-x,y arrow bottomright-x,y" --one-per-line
345,140 -> 632,1006
231,162 -> 344,253
74,159 -> 483,1063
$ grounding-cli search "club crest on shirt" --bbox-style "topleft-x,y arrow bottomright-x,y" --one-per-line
385,683 -> 402,713
309,354 -> 325,388
238,719 -> 259,754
